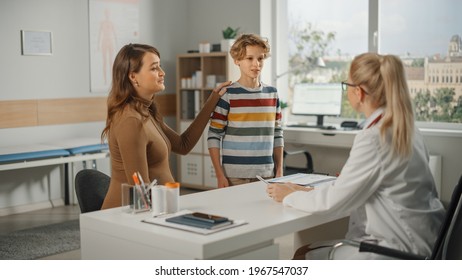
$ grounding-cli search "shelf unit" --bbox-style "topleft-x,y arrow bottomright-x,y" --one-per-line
176,52 -> 239,190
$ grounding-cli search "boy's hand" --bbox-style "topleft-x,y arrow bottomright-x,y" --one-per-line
216,174 -> 229,188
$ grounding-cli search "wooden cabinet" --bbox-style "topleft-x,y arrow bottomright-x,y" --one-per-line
176,52 -> 239,189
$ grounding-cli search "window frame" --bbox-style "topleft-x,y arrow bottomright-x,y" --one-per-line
270,0 -> 462,131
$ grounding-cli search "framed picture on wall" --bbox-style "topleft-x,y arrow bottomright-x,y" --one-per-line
89,0 -> 140,93
21,30 -> 53,56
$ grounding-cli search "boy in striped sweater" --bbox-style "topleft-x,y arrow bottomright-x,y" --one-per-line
207,33 -> 284,188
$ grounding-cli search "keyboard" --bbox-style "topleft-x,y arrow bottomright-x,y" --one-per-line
286,124 -> 336,130
286,123 -> 362,131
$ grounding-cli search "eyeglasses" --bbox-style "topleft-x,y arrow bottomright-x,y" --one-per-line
341,81 -> 369,95
341,81 -> 356,92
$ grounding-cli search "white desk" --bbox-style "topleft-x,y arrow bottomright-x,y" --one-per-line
80,181 -> 345,260
283,126 -> 358,148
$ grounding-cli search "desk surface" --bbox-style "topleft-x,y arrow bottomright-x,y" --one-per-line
80,181 -> 343,259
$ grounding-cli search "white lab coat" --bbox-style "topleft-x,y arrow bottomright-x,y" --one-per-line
283,109 -> 446,259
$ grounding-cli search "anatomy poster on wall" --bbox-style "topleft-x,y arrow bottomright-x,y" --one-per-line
89,0 -> 139,93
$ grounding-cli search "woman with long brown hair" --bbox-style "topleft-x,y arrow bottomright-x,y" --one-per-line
101,43 -> 230,209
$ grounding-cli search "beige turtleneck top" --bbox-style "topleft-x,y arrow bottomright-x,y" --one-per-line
101,92 -> 220,209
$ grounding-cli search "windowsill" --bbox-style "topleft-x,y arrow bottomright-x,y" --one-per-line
285,115 -> 462,138
419,127 -> 462,137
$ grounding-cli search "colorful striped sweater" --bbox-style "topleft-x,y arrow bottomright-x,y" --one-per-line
207,82 -> 284,178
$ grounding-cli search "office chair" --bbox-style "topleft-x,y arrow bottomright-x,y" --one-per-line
283,150 -> 314,175
75,169 -> 110,213
328,175 -> 462,260
441,176 -> 462,259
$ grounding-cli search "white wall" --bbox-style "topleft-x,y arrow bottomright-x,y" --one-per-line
422,133 -> 462,204
0,1 -> 92,101
183,0 -> 260,51
0,0 -> 114,213
144,0 -> 261,92
0,0 -> 260,213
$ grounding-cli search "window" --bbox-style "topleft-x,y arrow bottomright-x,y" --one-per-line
287,0 -> 368,121
284,0 -> 462,125
380,0 -> 462,124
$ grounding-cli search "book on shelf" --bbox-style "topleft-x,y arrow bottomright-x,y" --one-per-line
181,90 -> 195,119
181,90 -> 201,119
194,90 -> 200,117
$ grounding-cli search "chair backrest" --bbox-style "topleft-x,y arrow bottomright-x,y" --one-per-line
431,175 -> 462,259
441,175 -> 462,259
75,169 -> 110,213
283,150 -> 314,175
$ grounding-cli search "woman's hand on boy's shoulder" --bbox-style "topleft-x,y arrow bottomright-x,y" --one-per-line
213,81 -> 232,96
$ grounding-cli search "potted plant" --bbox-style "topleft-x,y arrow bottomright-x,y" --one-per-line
221,26 -> 240,52
280,101 -> 289,125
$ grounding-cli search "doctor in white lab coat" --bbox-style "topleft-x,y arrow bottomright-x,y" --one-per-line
267,53 -> 445,259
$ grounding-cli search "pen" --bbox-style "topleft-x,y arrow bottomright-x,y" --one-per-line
256,175 -> 270,184
136,171 -> 146,188
132,172 -> 149,209
148,179 -> 158,189
136,171 -> 151,205
305,177 -> 337,186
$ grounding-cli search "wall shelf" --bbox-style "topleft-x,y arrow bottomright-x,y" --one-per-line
176,52 -> 239,189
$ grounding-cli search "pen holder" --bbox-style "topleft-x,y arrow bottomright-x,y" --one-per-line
121,183 -> 150,214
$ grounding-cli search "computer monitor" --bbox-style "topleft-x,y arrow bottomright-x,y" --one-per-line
291,83 -> 342,127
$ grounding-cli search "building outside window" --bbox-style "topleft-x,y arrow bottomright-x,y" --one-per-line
286,0 -> 462,125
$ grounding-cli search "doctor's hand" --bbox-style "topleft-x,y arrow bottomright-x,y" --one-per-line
266,182 -> 312,202
212,81 -> 232,96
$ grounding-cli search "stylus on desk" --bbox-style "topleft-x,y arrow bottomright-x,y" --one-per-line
299,177 -> 337,186
256,175 -> 270,184
259,174 -> 337,186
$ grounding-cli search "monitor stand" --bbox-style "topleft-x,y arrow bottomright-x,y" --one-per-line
315,115 -> 325,127
302,115 -> 326,128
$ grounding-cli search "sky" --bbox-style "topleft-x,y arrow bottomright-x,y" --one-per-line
288,0 -> 462,57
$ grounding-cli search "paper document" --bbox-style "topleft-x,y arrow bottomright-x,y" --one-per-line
268,173 -> 337,186
142,210 -> 247,235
